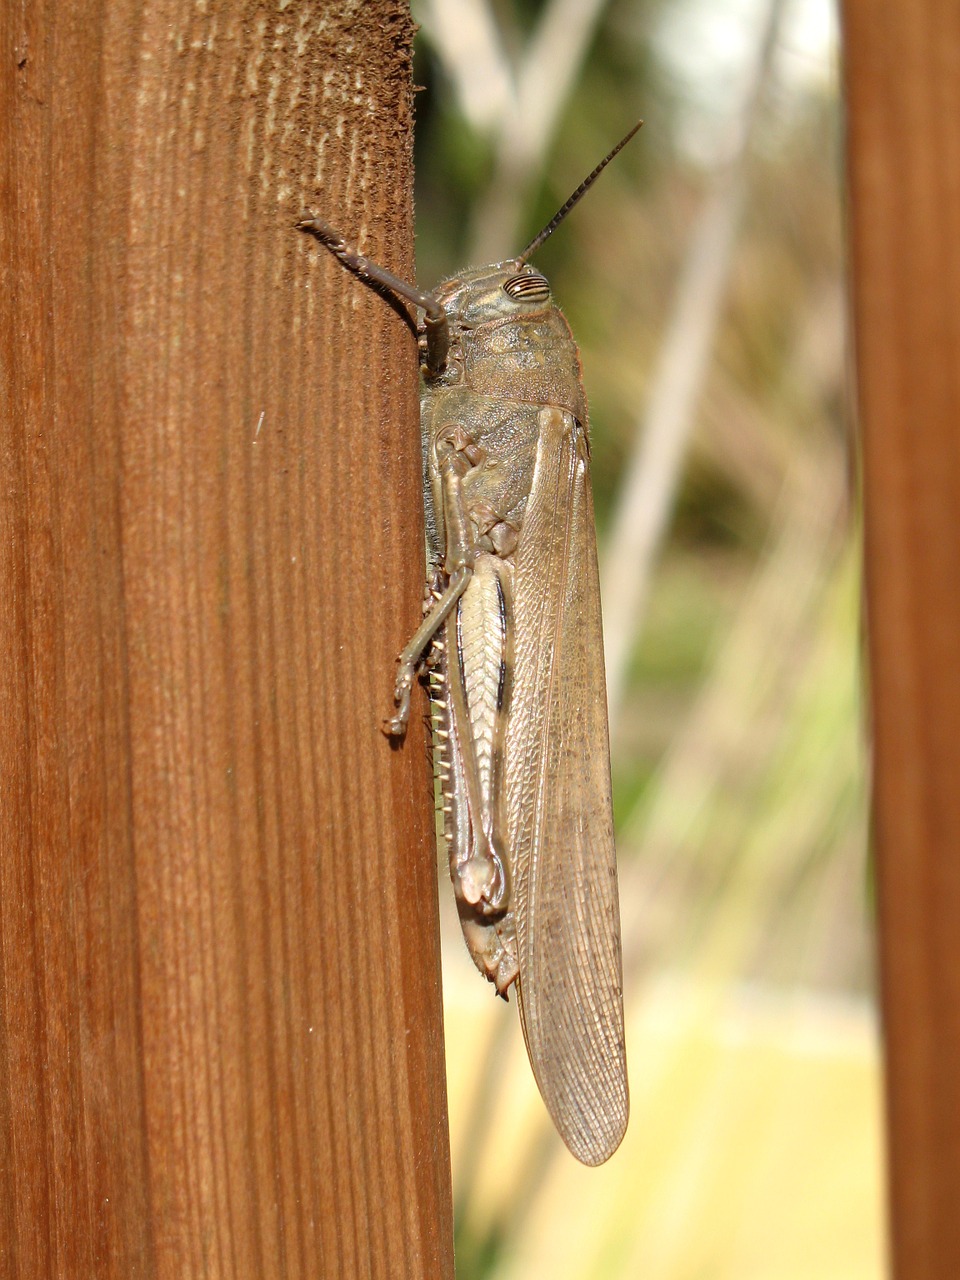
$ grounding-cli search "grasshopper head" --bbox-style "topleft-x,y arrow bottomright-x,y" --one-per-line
419,122 -> 642,374
430,120 -> 643,333
435,263 -> 553,326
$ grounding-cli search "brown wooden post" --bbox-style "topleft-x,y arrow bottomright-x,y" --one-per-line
0,2 -> 454,1276
843,2 -> 960,1274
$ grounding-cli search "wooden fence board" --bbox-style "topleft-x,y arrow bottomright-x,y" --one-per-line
843,2 -> 960,1274
0,2 -> 454,1275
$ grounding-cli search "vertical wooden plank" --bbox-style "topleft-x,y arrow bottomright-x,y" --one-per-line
0,1 -> 455,1276
842,1 -> 960,1274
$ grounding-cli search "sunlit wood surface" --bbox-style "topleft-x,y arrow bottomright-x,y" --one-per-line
0,2 -> 454,1276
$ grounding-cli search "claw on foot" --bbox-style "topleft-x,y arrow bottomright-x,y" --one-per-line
382,714 -> 406,738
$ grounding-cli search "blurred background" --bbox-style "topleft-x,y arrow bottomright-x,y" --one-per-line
410,0 -> 883,1275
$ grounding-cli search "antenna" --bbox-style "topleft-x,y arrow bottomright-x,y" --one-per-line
515,120 -> 643,266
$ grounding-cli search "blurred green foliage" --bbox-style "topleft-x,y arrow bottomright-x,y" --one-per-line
411,2 -> 878,1275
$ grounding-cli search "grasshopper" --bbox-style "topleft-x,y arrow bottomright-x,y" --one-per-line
299,123 -> 639,1165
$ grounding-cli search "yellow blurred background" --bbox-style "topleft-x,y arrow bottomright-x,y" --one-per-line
411,0 -> 884,1274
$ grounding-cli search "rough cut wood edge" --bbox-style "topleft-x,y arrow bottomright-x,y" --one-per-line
0,1 -> 455,1275
843,1 -> 960,1273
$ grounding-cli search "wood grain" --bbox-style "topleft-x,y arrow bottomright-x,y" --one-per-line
0,2 -> 454,1276
843,1 -> 960,1273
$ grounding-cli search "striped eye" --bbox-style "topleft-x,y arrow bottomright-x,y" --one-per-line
502,272 -> 551,302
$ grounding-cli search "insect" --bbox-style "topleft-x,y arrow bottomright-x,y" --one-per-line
298,123 -> 639,1165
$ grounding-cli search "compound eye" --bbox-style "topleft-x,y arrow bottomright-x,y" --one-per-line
502,272 -> 551,302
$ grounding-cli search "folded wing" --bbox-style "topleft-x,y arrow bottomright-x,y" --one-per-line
505,406 -> 628,1166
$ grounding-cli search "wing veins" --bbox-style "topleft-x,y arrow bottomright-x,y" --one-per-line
507,409 -> 628,1165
